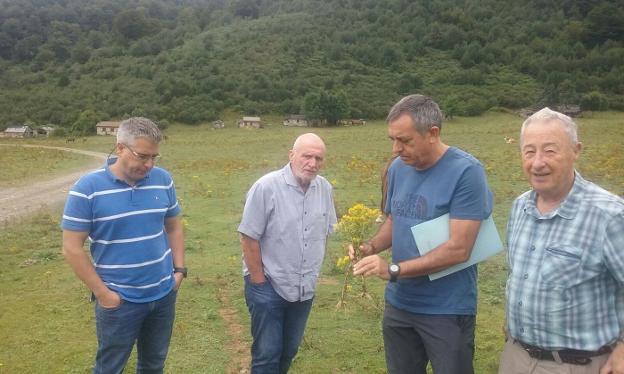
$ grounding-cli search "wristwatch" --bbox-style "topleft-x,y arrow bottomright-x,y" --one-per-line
388,263 -> 400,282
174,267 -> 188,278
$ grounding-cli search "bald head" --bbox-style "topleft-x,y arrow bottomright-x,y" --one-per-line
292,133 -> 326,153
289,133 -> 326,190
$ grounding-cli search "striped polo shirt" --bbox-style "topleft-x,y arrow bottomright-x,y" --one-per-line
62,158 -> 181,303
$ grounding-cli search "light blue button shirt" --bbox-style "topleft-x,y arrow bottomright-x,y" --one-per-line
238,163 -> 337,302
506,173 -> 624,350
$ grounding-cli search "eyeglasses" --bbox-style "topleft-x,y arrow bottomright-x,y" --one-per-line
124,144 -> 161,163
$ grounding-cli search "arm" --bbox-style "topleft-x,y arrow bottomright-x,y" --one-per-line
165,215 -> 185,290
601,342 -> 624,374
240,233 -> 265,284
601,214 -> 624,374
62,230 -> 120,308
354,218 -> 481,280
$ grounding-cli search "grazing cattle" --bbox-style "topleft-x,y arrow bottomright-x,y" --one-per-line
66,137 -> 75,143
504,136 -> 515,144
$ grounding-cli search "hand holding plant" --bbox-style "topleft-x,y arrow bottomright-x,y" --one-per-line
335,203 -> 381,309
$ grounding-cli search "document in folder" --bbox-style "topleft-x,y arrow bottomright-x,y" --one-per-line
410,213 -> 503,281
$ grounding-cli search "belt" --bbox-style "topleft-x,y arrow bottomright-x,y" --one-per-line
517,340 -> 613,366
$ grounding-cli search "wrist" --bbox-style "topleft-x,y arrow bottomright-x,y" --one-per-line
367,240 -> 377,254
388,262 -> 401,282
174,266 -> 188,278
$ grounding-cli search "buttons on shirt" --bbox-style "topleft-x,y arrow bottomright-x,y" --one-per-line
529,245 -> 535,251
523,273 -> 529,279
518,301 -> 522,306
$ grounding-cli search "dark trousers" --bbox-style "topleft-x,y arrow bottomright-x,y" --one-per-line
244,276 -> 313,374
383,303 -> 475,374
93,289 -> 177,374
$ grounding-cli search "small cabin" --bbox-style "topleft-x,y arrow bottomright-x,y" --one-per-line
96,121 -> 121,136
238,116 -> 262,129
283,115 -> 309,127
2,125 -> 34,138
36,126 -> 56,137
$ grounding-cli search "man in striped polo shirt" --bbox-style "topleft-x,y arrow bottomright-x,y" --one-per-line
499,108 -> 624,373
62,117 -> 185,374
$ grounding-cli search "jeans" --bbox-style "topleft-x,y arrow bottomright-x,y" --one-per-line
383,303 -> 475,374
244,276 -> 314,374
93,289 -> 177,374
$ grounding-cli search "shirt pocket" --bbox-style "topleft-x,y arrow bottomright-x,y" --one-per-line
308,213 -> 328,240
539,245 -> 583,287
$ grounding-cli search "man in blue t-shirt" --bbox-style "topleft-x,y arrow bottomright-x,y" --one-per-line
62,117 -> 185,373
352,94 -> 493,374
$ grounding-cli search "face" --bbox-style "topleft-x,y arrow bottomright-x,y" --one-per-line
388,114 -> 436,170
521,120 -> 580,201
114,137 -> 160,184
289,139 -> 326,188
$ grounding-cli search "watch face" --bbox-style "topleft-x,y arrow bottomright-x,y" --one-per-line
390,264 -> 399,273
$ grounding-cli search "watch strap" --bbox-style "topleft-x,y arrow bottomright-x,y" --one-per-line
174,267 -> 188,278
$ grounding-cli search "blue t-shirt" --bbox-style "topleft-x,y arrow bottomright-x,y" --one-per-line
61,159 -> 181,303
385,147 -> 493,315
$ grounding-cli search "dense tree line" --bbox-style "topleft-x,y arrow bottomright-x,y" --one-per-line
0,0 -> 622,130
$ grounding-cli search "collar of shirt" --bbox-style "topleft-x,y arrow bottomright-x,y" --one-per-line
524,171 -> 585,221
104,157 -> 151,186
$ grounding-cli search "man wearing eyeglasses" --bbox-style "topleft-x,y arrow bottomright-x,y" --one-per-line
61,117 -> 185,373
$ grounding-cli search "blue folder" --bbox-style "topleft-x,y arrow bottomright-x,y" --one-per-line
410,213 -> 503,281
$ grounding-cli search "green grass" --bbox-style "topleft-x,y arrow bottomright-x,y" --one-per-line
0,143 -> 95,187
1,111 -> 622,373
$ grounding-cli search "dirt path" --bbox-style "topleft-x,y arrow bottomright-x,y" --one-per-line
216,278 -> 251,374
0,144 -> 107,226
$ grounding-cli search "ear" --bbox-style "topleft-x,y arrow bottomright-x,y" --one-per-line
288,149 -> 295,161
428,126 -> 440,142
115,143 -> 124,155
573,142 -> 582,160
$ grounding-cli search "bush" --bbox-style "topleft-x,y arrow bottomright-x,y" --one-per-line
581,91 -> 609,111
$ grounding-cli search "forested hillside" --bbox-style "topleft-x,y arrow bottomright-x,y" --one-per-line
0,0 -> 622,132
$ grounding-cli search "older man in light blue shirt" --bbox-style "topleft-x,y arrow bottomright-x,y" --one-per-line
238,133 -> 337,374
499,108 -> 624,374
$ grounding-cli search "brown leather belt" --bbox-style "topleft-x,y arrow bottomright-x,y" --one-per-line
517,340 -> 613,366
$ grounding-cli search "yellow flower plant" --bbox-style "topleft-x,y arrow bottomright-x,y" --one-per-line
335,203 -> 381,309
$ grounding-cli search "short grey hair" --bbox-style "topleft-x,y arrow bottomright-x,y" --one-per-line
521,107 -> 578,145
387,94 -> 443,134
116,117 -> 162,145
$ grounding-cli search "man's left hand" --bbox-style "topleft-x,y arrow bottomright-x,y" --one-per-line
601,342 -> 624,374
174,272 -> 184,291
353,255 -> 389,280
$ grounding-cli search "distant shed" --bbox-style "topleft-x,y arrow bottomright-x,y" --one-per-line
283,115 -> 309,127
238,116 -> 263,129
96,121 -> 121,136
2,125 -> 34,138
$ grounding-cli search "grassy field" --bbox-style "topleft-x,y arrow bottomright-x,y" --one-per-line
0,111 -> 622,373
0,143 -> 95,188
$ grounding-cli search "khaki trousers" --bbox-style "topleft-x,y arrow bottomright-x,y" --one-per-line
498,339 -> 610,374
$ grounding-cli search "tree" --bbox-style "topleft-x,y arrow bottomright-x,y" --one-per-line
71,109 -> 105,135
112,10 -> 155,42
303,90 -> 350,126
580,91 -> 608,111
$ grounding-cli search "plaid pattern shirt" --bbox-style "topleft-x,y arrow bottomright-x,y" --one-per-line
506,173 -> 624,350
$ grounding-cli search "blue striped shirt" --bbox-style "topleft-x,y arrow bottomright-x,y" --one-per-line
506,173 -> 624,350
62,158 -> 181,303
